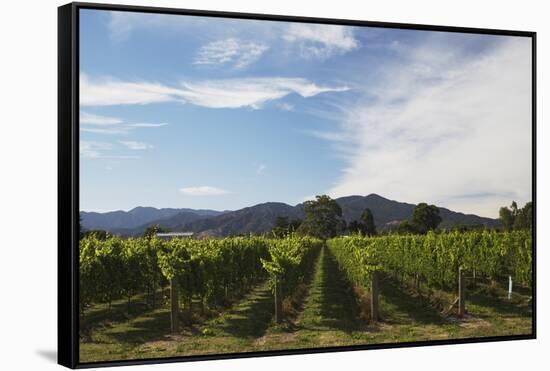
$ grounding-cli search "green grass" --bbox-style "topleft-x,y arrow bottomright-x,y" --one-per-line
80,246 -> 532,363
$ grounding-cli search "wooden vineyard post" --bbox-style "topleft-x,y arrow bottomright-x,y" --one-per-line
370,270 -> 379,322
170,278 -> 179,333
458,267 -> 466,317
274,274 -> 283,323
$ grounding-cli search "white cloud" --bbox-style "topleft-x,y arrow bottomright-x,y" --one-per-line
81,127 -> 128,135
80,74 -> 185,106
179,186 -> 230,196
109,12 -> 188,41
81,74 -> 349,109
194,38 -> 269,69
79,111 -> 168,135
284,23 -> 359,58
108,12 -> 247,42
80,112 -> 123,125
277,102 -> 294,111
321,37 -> 532,218
119,141 -> 153,150
179,78 -> 348,109
80,141 -> 141,160
127,123 -> 168,128
256,164 -> 267,175
80,141 -> 112,159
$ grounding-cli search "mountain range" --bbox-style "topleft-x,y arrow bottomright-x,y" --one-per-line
80,194 -> 499,237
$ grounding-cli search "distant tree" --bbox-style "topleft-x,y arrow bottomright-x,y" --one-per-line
83,229 -> 110,240
347,208 -> 377,236
297,195 -> 343,240
397,220 -> 419,234
514,201 -> 533,230
360,208 -> 377,236
500,201 -> 532,230
272,216 -> 290,238
337,219 -> 347,236
142,225 -> 166,239
289,218 -> 302,232
272,216 -> 303,237
348,220 -> 363,234
511,201 -> 519,215
499,206 -> 515,231
411,203 -> 442,233
447,223 -> 487,233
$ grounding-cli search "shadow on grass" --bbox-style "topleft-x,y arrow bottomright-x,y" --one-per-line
81,289 -> 168,336
467,287 -> 532,318
298,248 -> 361,333
219,283 -> 274,339
378,274 -> 447,326
103,309 -> 175,345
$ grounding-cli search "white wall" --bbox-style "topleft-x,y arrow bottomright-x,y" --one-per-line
0,0 -> 546,370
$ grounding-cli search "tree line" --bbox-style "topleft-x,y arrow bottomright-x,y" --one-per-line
80,197 -> 533,241
271,196 -> 533,240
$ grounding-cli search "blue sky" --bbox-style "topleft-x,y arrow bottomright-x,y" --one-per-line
79,9 -> 532,218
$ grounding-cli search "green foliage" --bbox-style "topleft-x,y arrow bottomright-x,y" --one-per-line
157,236 -> 269,308
347,221 -> 363,234
445,223 -> 488,232
142,225 -> 167,239
261,235 -> 322,298
80,235 -> 323,314
411,203 -> 442,233
348,208 -> 377,236
500,201 -> 532,231
327,237 -> 382,289
328,230 -> 532,291
499,205 -> 515,230
271,216 -> 302,238
82,229 -> 111,240
360,208 -> 377,236
514,202 -> 533,229
79,236 -> 164,311
297,195 -> 344,239
396,220 -> 418,234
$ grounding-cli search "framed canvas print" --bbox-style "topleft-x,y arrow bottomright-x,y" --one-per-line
58,2 -> 536,368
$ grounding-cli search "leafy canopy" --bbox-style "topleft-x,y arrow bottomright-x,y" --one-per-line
297,195 -> 344,240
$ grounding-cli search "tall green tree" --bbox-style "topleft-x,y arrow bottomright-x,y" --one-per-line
297,195 -> 343,240
360,208 -> 377,236
514,201 -> 533,229
348,220 -> 363,234
500,201 -> 532,230
499,206 -> 515,230
411,203 -> 442,233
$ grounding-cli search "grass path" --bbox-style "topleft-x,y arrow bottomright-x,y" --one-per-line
258,246 -> 364,349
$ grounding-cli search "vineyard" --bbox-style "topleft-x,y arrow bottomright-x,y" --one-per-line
329,230 -> 532,288
79,230 -> 533,362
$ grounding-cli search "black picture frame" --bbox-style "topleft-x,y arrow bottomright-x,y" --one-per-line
58,2 -> 537,368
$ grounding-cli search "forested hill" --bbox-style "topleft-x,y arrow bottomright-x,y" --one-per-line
80,194 -> 499,237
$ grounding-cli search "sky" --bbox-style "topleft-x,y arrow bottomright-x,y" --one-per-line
79,9 -> 532,218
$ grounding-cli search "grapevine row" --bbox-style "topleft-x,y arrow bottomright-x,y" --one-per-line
328,230 -> 532,292
261,236 -> 323,321
79,235 -> 322,320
